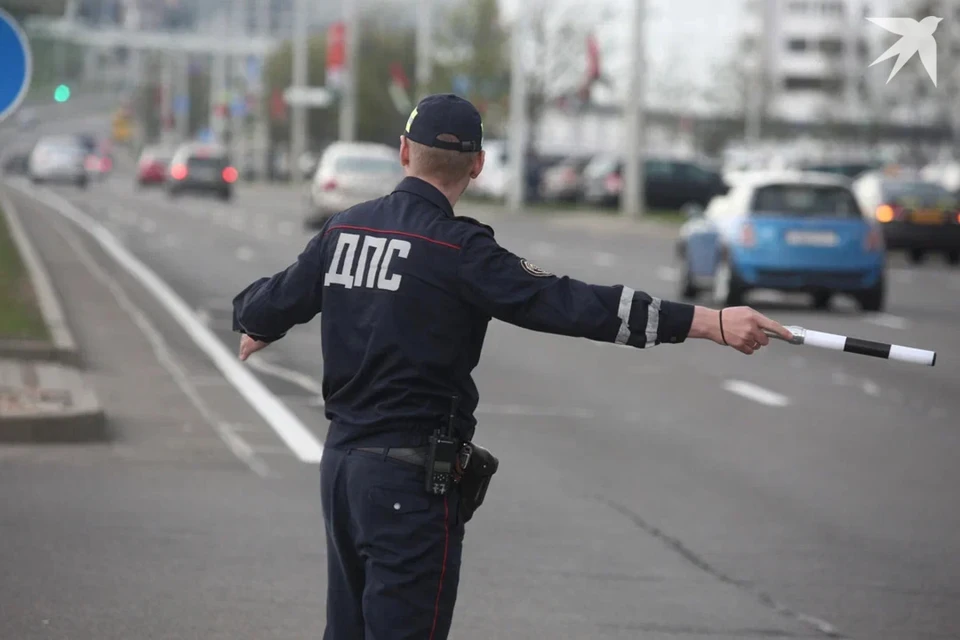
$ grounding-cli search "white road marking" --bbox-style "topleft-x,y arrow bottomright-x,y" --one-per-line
831,371 -> 850,386
195,308 -> 213,327
15,183 -> 326,464
722,380 -> 790,407
162,234 -> 181,248
864,313 -> 908,330
862,380 -> 881,397
139,218 -> 157,233
236,356 -> 602,421
278,221 -> 295,236
656,266 -> 678,282
529,241 -> 556,257
475,404 -> 595,419
229,217 -> 245,231
49,217 -> 271,477
593,252 -> 616,267
235,246 -> 255,262
246,355 -> 325,398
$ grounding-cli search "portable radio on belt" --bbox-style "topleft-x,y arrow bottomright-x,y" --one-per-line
425,396 -> 460,495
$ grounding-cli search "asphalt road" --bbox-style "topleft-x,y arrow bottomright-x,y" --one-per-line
3,117 -> 960,639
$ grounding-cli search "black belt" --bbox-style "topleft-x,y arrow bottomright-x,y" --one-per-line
355,447 -> 428,466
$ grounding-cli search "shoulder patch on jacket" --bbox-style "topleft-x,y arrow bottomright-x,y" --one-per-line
520,258 -> 553,277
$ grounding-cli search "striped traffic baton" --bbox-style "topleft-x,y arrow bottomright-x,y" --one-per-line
763,326 -> 936,366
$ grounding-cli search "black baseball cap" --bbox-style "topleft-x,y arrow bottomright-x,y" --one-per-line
403,94 -> 483,152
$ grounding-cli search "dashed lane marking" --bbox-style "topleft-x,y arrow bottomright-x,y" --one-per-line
864,313 -> 908,330
529,241 -> 556,257
722,380 -> 790,407
593,252 -> 616,267
656,266 -> 678,282
235,246 -> 255,262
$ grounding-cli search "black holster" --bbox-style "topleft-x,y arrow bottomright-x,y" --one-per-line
457,442 -> 499,523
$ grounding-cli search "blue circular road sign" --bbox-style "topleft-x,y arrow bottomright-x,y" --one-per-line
0,9 -> 32,124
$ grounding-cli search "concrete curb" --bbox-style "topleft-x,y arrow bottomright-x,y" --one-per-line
0,361 -> 107,444
0,408 -> 109,443
0,189 -> 82,367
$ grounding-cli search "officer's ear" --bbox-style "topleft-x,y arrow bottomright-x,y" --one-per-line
470,150 -> 485,180
399,136 -> 411,168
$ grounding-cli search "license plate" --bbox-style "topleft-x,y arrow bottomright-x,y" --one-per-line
785,231 -> 839,247
192,167 -> 215,180
911,209 -> 944,224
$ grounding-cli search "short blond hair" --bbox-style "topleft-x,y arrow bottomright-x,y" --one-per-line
407,134 -> 478,186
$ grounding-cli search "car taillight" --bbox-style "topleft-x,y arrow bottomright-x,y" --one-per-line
84,155 -> 98,170
170,163 -> 187,180
864,226 -> 884,251
101,157 -> 112,171
222,166 -> 238,183
604,173 -> 622,192
739,222 -> 755,247
323,179 -> 338,191
875,203 -> 906,222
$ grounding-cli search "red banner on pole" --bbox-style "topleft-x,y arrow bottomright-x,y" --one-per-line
327,21 -> 346,87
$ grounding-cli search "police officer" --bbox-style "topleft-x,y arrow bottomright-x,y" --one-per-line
232,93 -> 793,639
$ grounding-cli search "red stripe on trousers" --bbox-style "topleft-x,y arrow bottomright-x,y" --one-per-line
428,496 -> 451,640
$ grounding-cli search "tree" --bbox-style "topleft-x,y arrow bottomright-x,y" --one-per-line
431,0 -> 511,133
521,0 -> 615,151
263,7 -> 419,147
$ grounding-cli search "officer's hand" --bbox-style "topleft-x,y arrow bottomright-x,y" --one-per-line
238,334 -> 269,361
715,306 -> 793,355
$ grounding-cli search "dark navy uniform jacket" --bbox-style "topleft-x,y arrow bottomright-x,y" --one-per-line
233,177 -> 695,449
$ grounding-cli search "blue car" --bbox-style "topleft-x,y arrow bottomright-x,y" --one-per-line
675,172 -> 886,311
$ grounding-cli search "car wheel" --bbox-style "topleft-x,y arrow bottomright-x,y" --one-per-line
812,291 -> 831,310
677,260 -> 698,300
76,176 -> 88,189
909,248 -> 925,264
219,190 -> 232,202
947,250 -> 959,266
713,259 -> 746,306
857,277 -> 885,312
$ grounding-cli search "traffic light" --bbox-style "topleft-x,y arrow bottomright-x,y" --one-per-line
54,84 -> 71,103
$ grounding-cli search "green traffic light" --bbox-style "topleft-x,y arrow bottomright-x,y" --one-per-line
54,85 -> 71,103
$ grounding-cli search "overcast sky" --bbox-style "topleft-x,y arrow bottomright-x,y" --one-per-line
495,0 -> 902,108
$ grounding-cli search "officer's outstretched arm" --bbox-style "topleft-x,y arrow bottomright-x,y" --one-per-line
232,233 -> 326,342
456,231 -> 694,347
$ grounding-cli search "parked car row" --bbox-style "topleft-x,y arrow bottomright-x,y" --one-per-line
474,147 -> 731,212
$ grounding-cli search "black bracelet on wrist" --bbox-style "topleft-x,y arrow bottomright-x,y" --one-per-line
719,308 -> 728,345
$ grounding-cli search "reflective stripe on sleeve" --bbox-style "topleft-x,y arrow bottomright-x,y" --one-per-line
645,296 -> 661,347
615,286 -> 634,345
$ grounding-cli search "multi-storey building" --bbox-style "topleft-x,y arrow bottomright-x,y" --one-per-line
738,0 -> 902,124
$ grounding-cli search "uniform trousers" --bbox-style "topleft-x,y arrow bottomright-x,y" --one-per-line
320,446 -> 465,639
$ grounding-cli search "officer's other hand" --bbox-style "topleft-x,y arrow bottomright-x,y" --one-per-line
691,305 -> 792,355
238,334 -> 268,361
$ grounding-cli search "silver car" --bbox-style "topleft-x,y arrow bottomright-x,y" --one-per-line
28,136 -> 88,188
307,142 -> 404,227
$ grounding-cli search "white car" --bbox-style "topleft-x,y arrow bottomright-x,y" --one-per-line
28,136 -> 88,188
307,141 -> 404,228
